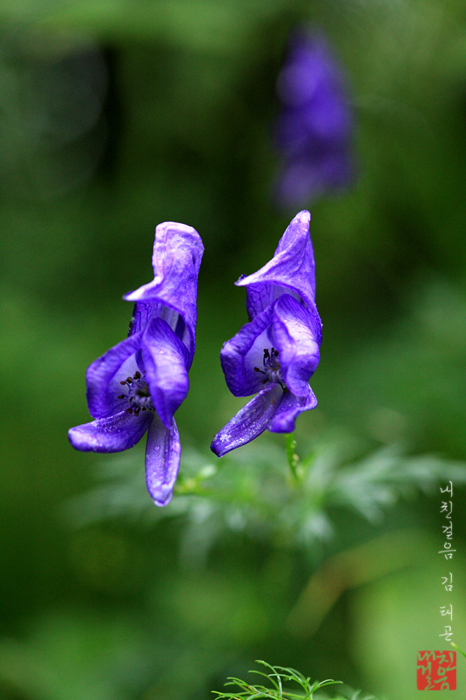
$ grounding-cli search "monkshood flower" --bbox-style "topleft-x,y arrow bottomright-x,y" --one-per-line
274,29 -> 353,208
211,210 -> 321,457
69,222 -> 204,506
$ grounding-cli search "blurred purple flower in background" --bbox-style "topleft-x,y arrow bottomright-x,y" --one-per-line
69,222 -> 204,506
211,211 -> 322,457
274,29 -> 354,208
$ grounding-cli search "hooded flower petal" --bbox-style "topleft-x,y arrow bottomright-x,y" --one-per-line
70,220 -> 203,506
124,221 -> 204,367
272,294 -> 321,397
145,414 -> 181,507
86,333 -> 143,419
211,212 -> 321,456
211,385 -> 283,457
267,384 -> 317,433
141,317 -> 190,429
220,304 -> 275,397
236,211 -> 317,318
68,410 -> 153,452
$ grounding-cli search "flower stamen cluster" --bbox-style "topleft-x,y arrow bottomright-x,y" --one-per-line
254,348 -> 287,391
118,370 -> 155,416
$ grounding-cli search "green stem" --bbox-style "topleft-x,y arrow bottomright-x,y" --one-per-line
451,642 -> 466,659
286,432 -> 299,480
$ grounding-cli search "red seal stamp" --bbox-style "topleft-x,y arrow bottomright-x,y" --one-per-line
417,651 -> 456,690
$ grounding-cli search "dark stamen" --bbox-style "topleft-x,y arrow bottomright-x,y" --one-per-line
118,370 -> 154,412
258,346 -> 287,391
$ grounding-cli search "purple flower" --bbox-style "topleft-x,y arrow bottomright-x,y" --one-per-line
211,210 -> 322,457
274,30 -> 353,208
69,222 -> 204,506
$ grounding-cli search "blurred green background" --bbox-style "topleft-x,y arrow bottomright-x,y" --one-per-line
1,0 -> 466,698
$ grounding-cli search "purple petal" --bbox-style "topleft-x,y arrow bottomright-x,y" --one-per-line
267,384 -> 318,433
145,414 -> 181,507
304,89 -> 352,140
276,32 -> 343,109
127,301 -> 162,337
68,410 -> 152,452
211,385 -> 282,457
124,222 -> 204,367
273,294 -> 321,396
220,305 -> 274,397
236,211 -> 316,318
86,333 -> 143,419
141,317 -> 189,429
273,29 -> 354,209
